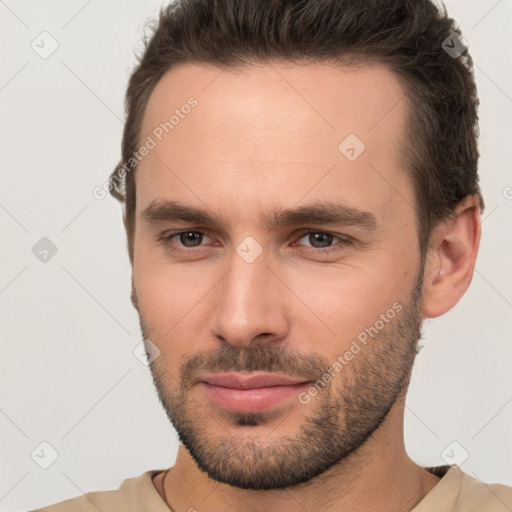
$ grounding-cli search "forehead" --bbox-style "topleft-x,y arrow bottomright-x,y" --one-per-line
136,60 -> 412,230
141,60 -> 408,146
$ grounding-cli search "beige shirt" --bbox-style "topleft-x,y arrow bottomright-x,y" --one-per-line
31,465 -> 512,512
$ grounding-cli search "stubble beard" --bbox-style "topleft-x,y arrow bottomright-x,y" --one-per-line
139,269 -> 425,490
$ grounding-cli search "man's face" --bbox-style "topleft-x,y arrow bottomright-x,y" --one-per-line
132,61 -> 425,489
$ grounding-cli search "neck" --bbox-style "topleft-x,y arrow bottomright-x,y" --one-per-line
155,397 -> 441,512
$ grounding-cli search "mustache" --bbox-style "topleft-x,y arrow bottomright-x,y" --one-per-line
179,343 -> 330,388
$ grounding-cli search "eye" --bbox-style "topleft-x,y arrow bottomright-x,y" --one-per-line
159,229 -> 353,255
293,231 -> 352,253
162,230 -> 213,249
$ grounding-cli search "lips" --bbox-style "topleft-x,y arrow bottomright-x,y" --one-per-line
201,372 -> 308,389
198,372 -> 311,413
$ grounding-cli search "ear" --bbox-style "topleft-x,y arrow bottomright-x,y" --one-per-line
130,273 -> 139,311
121,210 -> 138,309
421,194 -> 482,319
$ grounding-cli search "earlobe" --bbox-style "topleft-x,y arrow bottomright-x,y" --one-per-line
421,195 -> 482,319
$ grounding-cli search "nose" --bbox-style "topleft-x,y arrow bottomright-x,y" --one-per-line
209,248 -> 290,348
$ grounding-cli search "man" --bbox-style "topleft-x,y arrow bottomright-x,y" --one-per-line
33,0 -> 512,510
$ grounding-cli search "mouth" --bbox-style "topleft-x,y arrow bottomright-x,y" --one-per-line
198,372 -> 311,413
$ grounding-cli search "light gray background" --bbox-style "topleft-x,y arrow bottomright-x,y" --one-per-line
0,1 -> 511,510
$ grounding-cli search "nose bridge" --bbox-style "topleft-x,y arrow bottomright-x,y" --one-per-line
211,247 -> 287,346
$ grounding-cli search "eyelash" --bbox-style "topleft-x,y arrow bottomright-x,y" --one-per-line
159,229 -> 353,255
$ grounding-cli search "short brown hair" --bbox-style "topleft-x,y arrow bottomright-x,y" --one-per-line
109,0 -> 484,265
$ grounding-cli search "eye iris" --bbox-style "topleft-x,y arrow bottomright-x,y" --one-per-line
180,232 -> 203,247
310,233 -> 332,248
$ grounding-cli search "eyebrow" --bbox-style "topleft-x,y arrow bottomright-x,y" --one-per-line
141,199 -> 378,232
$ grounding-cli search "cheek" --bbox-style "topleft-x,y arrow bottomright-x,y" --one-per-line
134,260 -> 187,336
134,254 -> 220,344
289,263 -> 407,350
135,267 -> 197,376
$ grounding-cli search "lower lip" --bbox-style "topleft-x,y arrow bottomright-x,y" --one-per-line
202,382 -> 309,413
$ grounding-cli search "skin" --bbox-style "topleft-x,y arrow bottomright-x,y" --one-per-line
129,61 -> 481,512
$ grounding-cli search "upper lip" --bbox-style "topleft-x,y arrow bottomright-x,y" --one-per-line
200,372 -> 309,389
